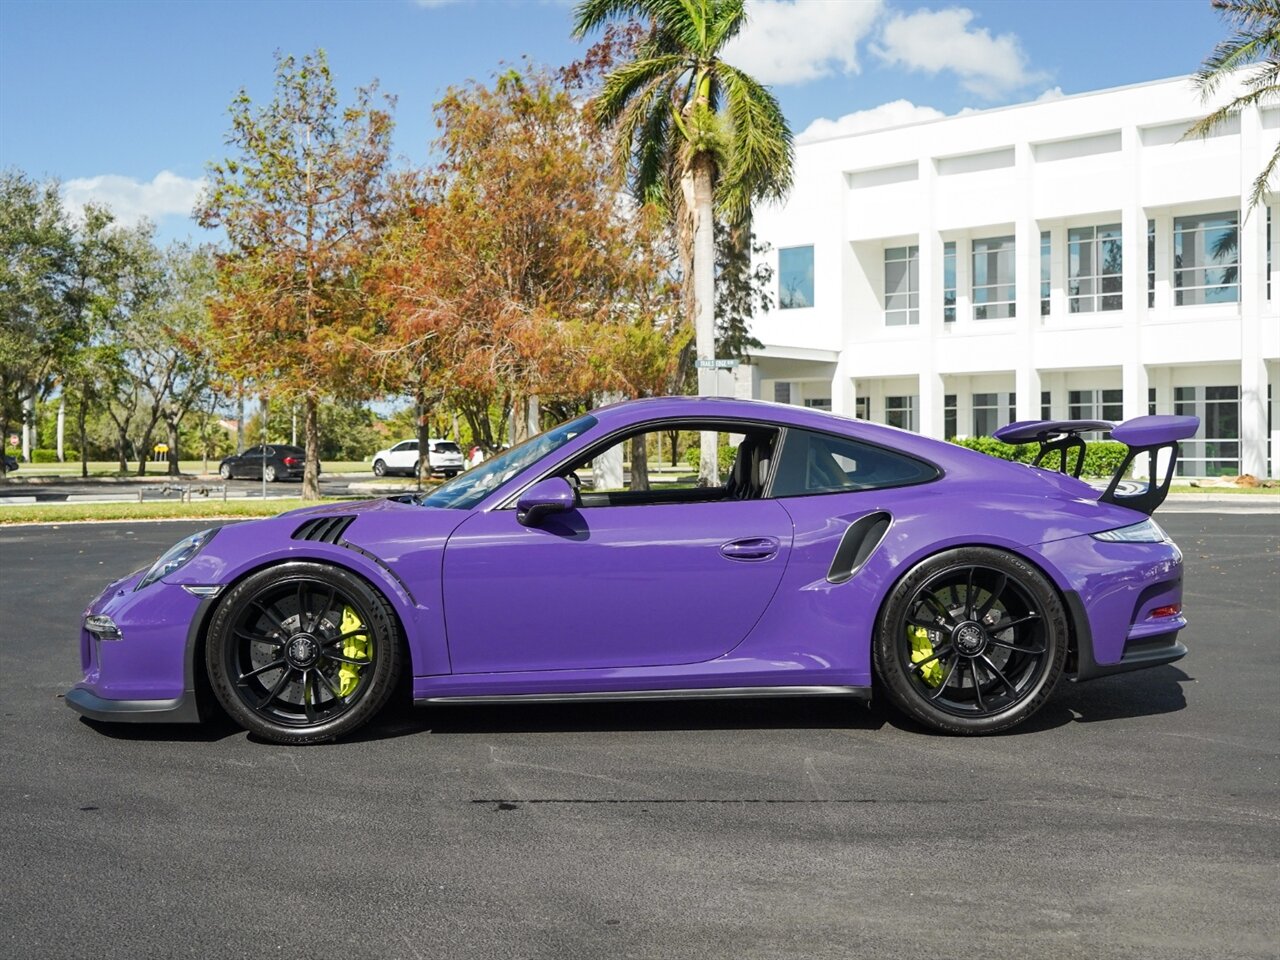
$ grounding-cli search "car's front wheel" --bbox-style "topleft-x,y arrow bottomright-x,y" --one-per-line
874,547 -> 1067,735
219,463 -> 232,480
206,563 -> 403,744
373,459 -> 386,478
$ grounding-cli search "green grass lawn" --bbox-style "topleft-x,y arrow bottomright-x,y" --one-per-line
4,460 -> 372,478
1169,484 -> 1277,495
0,498 -> 348,525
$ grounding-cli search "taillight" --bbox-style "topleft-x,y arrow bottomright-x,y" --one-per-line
283,457 -> 298,466
1149,603 -> 1181,619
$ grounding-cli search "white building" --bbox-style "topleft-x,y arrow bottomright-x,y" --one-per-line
743,74 -> 1280,479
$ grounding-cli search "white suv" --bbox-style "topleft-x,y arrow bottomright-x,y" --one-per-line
371,439 -> 465,478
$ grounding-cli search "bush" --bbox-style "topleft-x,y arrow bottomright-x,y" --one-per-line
683,443 -> 737,474
30,448 -> 77,463
951,436 -> 1128,479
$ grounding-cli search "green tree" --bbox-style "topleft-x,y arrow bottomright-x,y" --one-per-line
197,49 -> 395,499
1191,0 -> 1280,208
0,171 -> 82,479
572,0 -> 794,482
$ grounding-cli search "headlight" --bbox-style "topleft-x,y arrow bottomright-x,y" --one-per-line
1091,518 -> 1167,543
136,528 -> 218,589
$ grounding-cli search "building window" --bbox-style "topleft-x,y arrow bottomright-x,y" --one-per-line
1069,388 -> 1123,423
944,394 -> 957,439
884,245 -> 919,326
943,242 -> 956,322
855,397 -> 870,420
1068,223 -> 1122,312
1040,231 -> 1051,316
1174,213 -> 1239,305
1148,386 -> 1157,416
1147,219 -> 1155,308
1041,390 -> 1052,420
773,382 -> 791,404
885,395 -> 917,432
779,245 -> 814,309
1175,385 -> 1240,476
972,236 -> 1016,319
973,392 -> 1015,436
804,397 -> 832,411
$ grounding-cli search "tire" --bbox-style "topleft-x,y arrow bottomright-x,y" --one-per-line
444,470 -> 459,479
873,546 -> 1067,735
219,463 -> 231,480
205,562 -> 404,744
373,459 -> 386,478
264,465 -> 277,482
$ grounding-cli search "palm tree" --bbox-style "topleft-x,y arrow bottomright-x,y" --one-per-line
572,0 -> 793,483
1190,0 -> 1280,209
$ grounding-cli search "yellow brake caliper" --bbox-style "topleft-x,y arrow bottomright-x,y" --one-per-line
337,606 -> 371,697
909,626 -> 943,687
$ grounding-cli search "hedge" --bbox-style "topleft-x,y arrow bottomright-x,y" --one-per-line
950,436 -> 1128,479
30,448 -> 80,463
683,444 -> 738,474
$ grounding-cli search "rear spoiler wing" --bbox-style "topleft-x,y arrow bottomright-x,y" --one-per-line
994,415 -> 1200,515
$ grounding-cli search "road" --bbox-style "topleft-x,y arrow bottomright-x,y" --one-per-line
1,513 -> 1277,959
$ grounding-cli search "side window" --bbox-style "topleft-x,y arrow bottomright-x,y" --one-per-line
557,424 -> 780,506
771,429 -> 937,496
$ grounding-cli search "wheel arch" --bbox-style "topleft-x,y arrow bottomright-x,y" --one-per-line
866,538 -> 1084,683
183,553 -> 416,720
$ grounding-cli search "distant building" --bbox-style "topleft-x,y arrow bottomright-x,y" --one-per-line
743,74 -> 1279,478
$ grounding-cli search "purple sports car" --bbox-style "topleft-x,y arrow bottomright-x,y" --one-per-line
67,397 -> 1197,743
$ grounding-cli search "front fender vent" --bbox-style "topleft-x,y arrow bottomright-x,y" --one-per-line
292,516 -> 356,544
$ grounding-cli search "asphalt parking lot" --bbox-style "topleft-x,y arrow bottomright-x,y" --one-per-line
2,513 -> 1277,959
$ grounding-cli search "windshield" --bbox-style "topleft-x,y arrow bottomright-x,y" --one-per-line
418,415 -> 597,510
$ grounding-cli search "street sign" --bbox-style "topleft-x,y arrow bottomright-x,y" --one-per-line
694,358 -> 740,369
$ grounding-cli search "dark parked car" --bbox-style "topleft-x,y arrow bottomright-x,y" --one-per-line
218,445 -> 314,482
3,454 -> 17,472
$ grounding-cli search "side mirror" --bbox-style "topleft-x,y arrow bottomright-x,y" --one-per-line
516,476 -> 577,527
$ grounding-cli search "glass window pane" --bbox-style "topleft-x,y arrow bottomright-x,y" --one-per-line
779,246 -> 815,309
771,429 -> 937,496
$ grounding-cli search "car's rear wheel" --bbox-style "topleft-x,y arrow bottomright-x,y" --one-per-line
874,547 -> 1067,735
373,459 -> 386,478
219,463 -> 231,480
206,563 -> 403,744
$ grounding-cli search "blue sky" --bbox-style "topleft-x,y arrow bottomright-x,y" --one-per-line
0,0 -> 1225,243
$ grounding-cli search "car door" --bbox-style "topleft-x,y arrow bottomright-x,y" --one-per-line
233,446 -> 259,479
389,441 -> 417,473
441,496 -> 794,674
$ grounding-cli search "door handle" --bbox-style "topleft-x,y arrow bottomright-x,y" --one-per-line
720,537 -> 780,561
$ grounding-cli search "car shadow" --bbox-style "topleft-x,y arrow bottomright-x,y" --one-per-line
879,665 -> 1192,736
342,694 -> 889,742
78,714 -> 243,743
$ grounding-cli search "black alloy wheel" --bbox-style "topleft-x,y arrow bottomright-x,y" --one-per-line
874,547 -> 1067,735
206,563 -> 402,744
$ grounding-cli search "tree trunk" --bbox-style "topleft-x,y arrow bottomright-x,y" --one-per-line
166,417 -> 180,476
0,414 -> 8,481
236,388 -> 245,455
416,386 -> 431,486
56,398 -> 65,462
116,424 -> 129,473
630,434 -> 650,492
77,393 -> 88,478
688,156 -> 719,485
302,394 -> 321,500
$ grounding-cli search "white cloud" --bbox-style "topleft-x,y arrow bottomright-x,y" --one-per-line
61,171 -> 205,227
723,0 -> 884,86
797,99 -> 975,143
871,6 -> 1047,99
1035,86 -> 1065,102
413,0 -> 460,7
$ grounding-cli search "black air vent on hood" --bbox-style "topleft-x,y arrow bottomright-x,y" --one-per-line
291,516 -> 356,544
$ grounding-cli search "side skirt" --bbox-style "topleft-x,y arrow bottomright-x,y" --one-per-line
417,685 -> 871,705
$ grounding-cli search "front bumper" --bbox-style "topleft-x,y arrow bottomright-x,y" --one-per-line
65,687 -> 200,723
66,573 -> 211,726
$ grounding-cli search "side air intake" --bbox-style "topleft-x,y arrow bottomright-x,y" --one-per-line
826,512 -> 891,585
291,516 -> 356,544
